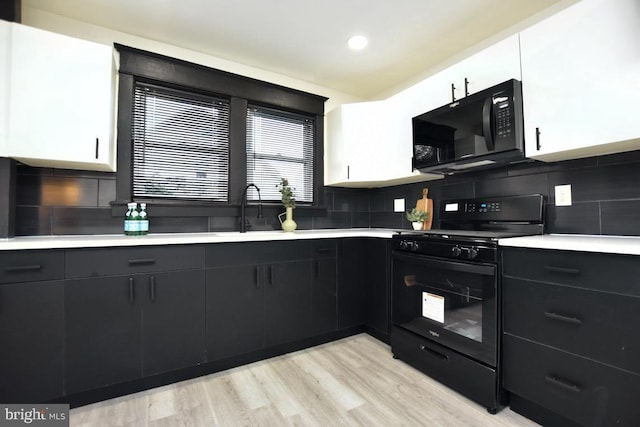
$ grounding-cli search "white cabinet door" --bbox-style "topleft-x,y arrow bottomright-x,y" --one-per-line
325,101 -> 389,185
8,24 -> 116,171
452,34 -> 522,98
0,20 -> 10,155
520,0 -> 640,162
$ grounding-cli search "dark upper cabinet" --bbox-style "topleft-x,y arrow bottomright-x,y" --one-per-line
0,275 -> 64,403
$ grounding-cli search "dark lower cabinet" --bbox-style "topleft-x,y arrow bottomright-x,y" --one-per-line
65,270 -> 205,394
312,256 -> 338,334
65,275 -> 142,394
337,238 -> 391,341
206,264 -> 265,361
502,247 -> 640,426
366,239 -> 391,339
265,259 -> 313,347
0,280 -> 64,403
142,270 -> 206,376
504,334 -> 640,427
337,239 -> 367,329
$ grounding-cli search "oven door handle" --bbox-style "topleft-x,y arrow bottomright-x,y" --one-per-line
392,252 -> 495,276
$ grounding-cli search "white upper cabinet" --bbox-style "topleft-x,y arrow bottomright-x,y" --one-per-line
520,0 -> 640,161
325,101 -> 390,185
450,34 -> 522,98
0,20 -> 10,155
324,34 -> 521,188
7,24 -> 116,171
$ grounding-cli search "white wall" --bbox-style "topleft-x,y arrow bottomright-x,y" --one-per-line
21,7 -> 364,113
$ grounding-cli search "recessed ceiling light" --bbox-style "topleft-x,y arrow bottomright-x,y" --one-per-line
347,35 -> 368,50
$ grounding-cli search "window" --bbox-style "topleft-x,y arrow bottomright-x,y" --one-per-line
246,106 -> 314,203
115,44 -> 327,212
132,83 -> 230,201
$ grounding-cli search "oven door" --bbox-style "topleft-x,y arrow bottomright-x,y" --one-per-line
392,251 -> 497,366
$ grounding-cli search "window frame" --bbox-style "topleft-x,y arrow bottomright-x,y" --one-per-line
112,44 -> 327,217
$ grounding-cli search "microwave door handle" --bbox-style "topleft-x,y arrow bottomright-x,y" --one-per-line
482,98 -> 496,151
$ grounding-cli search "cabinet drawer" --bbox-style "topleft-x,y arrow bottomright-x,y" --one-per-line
0,250 -> 65,283
503,334 -> 640,427
66,245 -> 204,278
504,277 -> 640,375
206,240 -> 312,268
502,248 -> 640,296
313,240 -> 337,259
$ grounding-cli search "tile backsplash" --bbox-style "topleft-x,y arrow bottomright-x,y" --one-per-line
13,149 -> 640,236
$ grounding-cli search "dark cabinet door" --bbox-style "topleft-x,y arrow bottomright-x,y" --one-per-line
337,239 -> 368,329
65,276 -> 142,394
0,280 -> 64,403
312,256 -> 337,335
143,270 -> 206,375
206,264 -> 265,361
367,239 -> 391,338
265,260 -> 313,347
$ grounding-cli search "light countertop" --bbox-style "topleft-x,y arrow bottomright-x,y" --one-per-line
0,229 -> 396,251
498,234 -> 640,256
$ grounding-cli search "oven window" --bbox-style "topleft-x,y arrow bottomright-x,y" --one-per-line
393,253 -> 496,345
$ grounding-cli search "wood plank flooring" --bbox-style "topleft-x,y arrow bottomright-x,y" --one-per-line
70,334 -> 538,426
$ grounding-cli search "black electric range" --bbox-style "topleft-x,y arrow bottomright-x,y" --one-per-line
390,194 -> 544,413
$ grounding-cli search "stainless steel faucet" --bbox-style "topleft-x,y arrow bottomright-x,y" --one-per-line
240,183 -> 263,233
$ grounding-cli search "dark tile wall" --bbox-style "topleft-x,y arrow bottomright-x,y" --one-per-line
12,149 -> 640,237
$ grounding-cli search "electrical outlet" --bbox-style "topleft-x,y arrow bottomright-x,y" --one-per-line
555,184 -> 572,206
394,198 -> 405,212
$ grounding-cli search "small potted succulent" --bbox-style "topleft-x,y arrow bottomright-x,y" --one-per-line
406,208 -> 429,230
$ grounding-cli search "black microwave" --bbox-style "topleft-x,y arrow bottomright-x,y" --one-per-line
412,79 -> 525,174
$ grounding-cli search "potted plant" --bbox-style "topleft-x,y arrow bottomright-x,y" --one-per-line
276,178 -> 297,232
406,208 -> 429,230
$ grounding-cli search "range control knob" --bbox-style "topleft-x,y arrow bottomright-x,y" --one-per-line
399,240 -> 409,250
451,246 -> 462,257
467,247 -> 479,259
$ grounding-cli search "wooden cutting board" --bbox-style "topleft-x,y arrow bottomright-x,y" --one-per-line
415,188 -> 433,230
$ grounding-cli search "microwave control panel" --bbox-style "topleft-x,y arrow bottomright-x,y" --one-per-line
494,96 -> 512,139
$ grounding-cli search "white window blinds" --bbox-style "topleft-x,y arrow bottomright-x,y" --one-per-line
132,84 -> 230,201
246,106 -> 315,203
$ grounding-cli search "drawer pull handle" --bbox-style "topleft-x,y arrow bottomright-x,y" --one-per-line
544,311 -> 582,326
316,248 -> 332,254
129,278 -> 135,303
5,265 -> 42,272
128,258 -> 156,266
255,266 -> 260,289
545,266 -> 580,275
269,266 -> 275,285
420,345 -> 449,361
545,375 -> 581,393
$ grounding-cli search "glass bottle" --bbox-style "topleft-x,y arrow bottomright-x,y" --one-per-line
124,202 -> 134,235
130,203 -> 140,236
139,203 -> 149,236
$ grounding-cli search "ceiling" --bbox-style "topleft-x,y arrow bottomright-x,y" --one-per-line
22,0 -> 565,99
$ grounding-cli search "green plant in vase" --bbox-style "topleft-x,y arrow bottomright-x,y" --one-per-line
406,208 -> 429,230
276,178 -> 297,231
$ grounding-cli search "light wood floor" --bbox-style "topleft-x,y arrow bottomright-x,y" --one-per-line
70,334 -> 539,426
